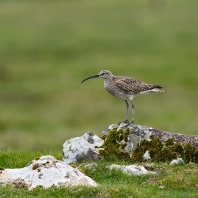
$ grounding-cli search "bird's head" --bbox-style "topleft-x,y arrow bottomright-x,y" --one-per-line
81,70 -> 113,83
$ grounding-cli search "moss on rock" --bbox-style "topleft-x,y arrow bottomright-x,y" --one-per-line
171,142 -> 184,155
99,128 -> 130,160
182,144 -> 196,163
131,135 -> 163,162
194,150 -> 198,163
158,147 -> 177,162
132,137 -> 198,163
0,166 -> 5,170
165,138 -> 174,147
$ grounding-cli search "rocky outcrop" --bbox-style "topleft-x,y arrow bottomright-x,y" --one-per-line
62,123 -> 198,164
102,122 -> 198,151
0,155 -> 97,190
62,132 -> 104,164
99,122 -> 198,163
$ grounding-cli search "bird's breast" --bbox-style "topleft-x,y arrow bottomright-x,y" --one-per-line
104,81 -> 127,99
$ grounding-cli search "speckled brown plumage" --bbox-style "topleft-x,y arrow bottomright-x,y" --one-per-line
81,70 -> 164,124
111,75 -> 163,97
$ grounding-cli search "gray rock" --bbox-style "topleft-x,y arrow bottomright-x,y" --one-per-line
101,122 -> 198,156
61,123 -> 198,163
62,132 -> 104,164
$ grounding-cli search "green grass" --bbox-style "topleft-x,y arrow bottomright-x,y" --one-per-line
0,0 -> 198,151
0,150 -> 198,197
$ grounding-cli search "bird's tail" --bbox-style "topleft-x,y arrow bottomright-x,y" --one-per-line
150,85 -> 164,93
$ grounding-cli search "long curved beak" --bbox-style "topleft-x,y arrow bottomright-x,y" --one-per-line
81,74 -> 100,83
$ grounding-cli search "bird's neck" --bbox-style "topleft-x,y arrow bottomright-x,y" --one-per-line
103,77 -> 113,89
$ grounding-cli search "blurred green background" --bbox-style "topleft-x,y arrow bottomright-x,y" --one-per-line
0,0 -> 197,151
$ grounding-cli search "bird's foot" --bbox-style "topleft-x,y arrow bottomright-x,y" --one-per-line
118,120 -> 130,124
118,120 -> 135,126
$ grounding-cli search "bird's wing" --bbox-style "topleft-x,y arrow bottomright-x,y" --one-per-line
113,76 -> 153,95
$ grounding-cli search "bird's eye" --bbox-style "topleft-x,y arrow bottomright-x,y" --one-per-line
101,72 -> 105,75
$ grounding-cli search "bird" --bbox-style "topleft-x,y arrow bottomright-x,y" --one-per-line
81,70 -> 164,124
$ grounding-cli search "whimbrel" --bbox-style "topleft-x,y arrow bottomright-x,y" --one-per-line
81,70 -> 164,124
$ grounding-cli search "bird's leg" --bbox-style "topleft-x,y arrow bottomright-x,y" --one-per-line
124,99 -> 129,123
131,100 -> 135,124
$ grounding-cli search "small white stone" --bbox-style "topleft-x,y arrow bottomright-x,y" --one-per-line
170,158 -> 184,165
108,124 -> 117,130
108,164 -> 155,175
143,150 -> 151,160
84,163 -> 98,170
159,185 -> 165,189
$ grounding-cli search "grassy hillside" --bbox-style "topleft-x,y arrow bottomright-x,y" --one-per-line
0,150 -> 198,198
0,0 -> 198,151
